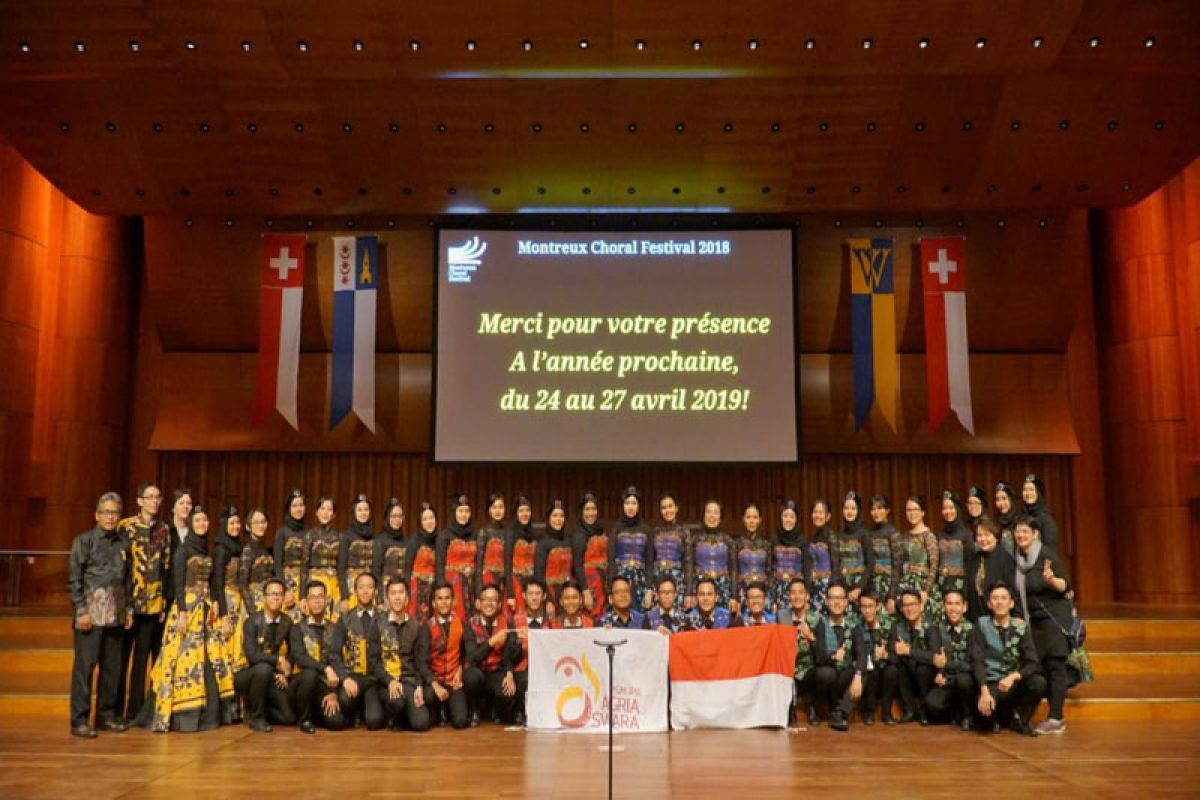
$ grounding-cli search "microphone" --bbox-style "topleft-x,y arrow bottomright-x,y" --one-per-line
593,638 -> 628,648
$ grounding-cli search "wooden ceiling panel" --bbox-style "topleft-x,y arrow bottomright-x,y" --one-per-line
0,1 -> 1197,216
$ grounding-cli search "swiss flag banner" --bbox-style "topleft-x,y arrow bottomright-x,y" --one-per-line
253,235 -> 307,428
919,236 -> 974,433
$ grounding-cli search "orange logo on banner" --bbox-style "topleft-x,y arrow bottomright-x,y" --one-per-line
554,654 -> 601,728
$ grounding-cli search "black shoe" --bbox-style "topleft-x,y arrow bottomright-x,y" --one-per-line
299,720 -> 317,734
100,718 -> 128,733
807,705 -> 820,727
1012,718 -> 1036,737
829,712 -> 849,732
469,711 -> 480,728
897,710 -> 915,725
861,711 -> 875,727
882,712 -> 896,726
70,724 -> 97,739
513,712 -> 526,727
990,719 -> 1002,734
248,718 -> 272,733
917,709 -> 929,727
959,717 -> 974,732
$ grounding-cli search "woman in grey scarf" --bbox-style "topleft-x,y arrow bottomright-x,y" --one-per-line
1012,513 -> 1072,736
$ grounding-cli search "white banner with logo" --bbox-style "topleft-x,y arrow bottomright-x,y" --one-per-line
526,628 -> 669,733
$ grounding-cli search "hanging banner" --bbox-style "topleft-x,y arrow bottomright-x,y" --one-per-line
330,236 -> 378,431
847,238 -> 897,430
253,234 -> 306,429
920,236 -> 974,433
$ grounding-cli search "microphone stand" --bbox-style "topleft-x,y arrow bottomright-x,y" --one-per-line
594,638 -> 628,800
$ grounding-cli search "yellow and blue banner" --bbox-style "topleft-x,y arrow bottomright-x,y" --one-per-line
330,236 -> 378,431
848,238 -> 897,431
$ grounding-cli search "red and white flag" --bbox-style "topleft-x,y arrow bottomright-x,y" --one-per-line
669,625 -> 796,729
253,234 -> 306,429
919,236 -> 974,433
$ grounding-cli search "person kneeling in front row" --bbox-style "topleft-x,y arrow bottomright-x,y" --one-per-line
969,582 -> 1045,736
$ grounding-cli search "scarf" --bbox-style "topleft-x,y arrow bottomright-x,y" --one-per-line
1013,539 -> 1042,619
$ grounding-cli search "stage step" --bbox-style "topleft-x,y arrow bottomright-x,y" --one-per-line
0,614 -> 72,649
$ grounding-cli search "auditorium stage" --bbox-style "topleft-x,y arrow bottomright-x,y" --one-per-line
0,716 -> 1197,799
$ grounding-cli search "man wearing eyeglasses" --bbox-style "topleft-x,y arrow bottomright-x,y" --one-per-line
68,492 -> 133,738
115,482 -> 170,722
234,578 -> 295,732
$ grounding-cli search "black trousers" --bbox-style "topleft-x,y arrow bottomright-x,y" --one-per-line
925,671 -> 975,722
793,671 -> 819,711
289,669 -> 346,730
1041,655 -> 1068,719
464,667 -> 517,721
118,612 -> 163,719
70,625 -> 124,728
514,670 -> 530,719
985,674 -> 1047,724
812,665 -> 855,718
381,677 -> 432,731
861,663 -> 899,718
896,658 -> 936,712
337,674 -> 385,730
234,663 -> 296,725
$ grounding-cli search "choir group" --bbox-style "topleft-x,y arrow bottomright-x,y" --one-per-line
67,477 -> 1078,738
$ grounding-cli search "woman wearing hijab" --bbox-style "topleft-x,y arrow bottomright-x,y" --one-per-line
1012,513 -> 1072,735
805,499 -> 839,616
404,502 -> 439,621
1022,474 -> 1059,554
937,490 -> 974,621
238,508 -> 275,612
212,506 -> 247,688
373,498 -> 407,590
966,517 -> 1016,623
608,486 -> 655,613
142,505 -> 236,732
651,492 -> 691,610
868,495 -> 899,614
506,494 -> 538,614
735,501 -> 773,611
688,499 -> 738,611
338,494 -> 375,611
993,482 -> 1019,553
966,486 -> 988,535
771,500 -> 807,615
894,495 -> 941,628
436,493 -> 478,621
304,497 -> 343,615
476,492 -> 511,602
835,491 -> 875,608
273,489 -> 308,618
535,499 -> 575,612
572,491 -> 609,620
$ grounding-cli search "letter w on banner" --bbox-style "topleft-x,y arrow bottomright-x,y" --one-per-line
919,236 -> 974,433
254,234 -> 306,429
669,625 -> 796,729
527,629 -> 668,733
330,236 -> 378,431
847,238 -> 897,431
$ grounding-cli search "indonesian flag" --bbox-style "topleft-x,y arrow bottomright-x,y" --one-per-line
919,236 -> 974,434
253,235 -> 306,429
669,625 -> 796,729
329,236 -> 378,431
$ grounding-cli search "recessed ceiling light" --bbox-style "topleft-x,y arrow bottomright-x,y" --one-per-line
522,40 -> 533,52
997,219 -> 1006,228
152,122 -> 163,132
627,122 -> 637,133
184,40 -> 196,51
1032,36 -> 1044,48
918,37 -> 930,49
240,41 -> 252,52
1088,36 -> 1101,48
342,122 -> 352,133
1011,120 -> 1021,131
635,39 -> 646,51
199,122 -> 210,133
389,122 -> 400,133
579,122 -> 590,133
914,121 -> 926,132
818,121 -> 829,132
861,38 -> 873,49
804,38 -> 816,49
484,122 -> 495,133
246,122 -> 257,133
722,122 -> 733,132
185,218 -> 194,227
1122,182 -> 1132,191
691,39 -> 702,51
975,37 -> 987,49
851,185 -> 861,194
675,122 -> 686,132
578,38 -> 589,50
297,40 -> 309,52
465,40 -> 476,51
409,40 -> 420,51
436,122 -> 447,133
806,186 -> 816,195
770,121 -> 781,132
294,122 -> 305,133
1059,119 -> 1070,130
225,218 -> 234,228
73,41 -> 85,52
962,120 -> 973,131
1154,119 -> 1165,130
1144,36 -> 1156,48
866,121 -> 877,132
129,40 -> 141,52
531,122 -> 542,133
387,218 -> 396,228
18,41 -> 30,53
59,122 -> 69,132
748,38 -> 759,50
1107,120 -> 1118,131
1038,219 -> 1048,228
353,40 -> 365,52
105,121 -> 116,133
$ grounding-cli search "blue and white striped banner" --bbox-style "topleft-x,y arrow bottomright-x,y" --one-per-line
330,235 -> 378,431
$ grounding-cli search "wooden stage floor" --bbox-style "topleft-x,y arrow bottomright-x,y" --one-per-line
0,715 -> 1197,799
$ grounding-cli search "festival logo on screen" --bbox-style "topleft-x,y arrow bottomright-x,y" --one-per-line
447,236 -> 488,283
552,652 -> 643,729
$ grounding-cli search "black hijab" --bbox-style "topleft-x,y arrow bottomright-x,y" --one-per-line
775,499 -> 805,547
349,494 -> 372,539
283,488 -> 306,533
575,491 -> 605,537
